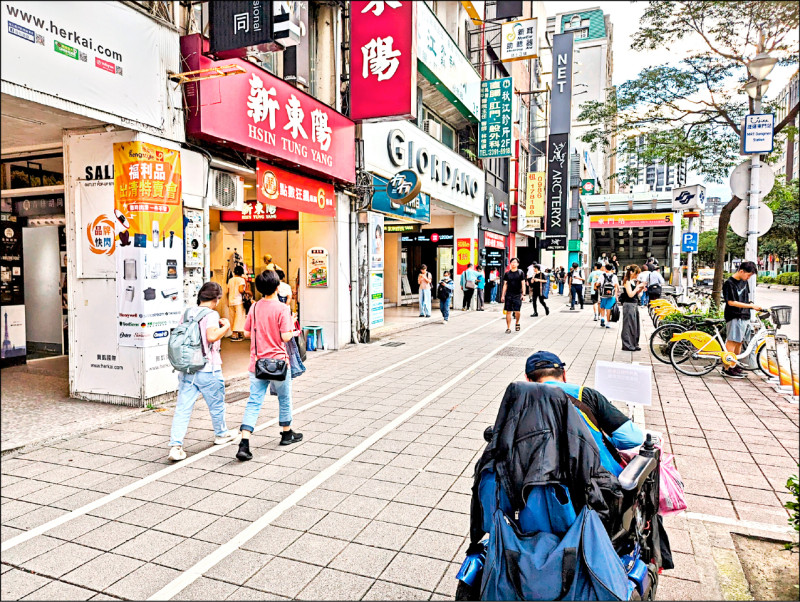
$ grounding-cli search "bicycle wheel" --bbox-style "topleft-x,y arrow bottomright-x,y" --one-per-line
670,339 -> 719,376
650,323 -> 687,364
755,342 -> 773,378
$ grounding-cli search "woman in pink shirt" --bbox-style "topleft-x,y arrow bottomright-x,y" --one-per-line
236,270 -> 302,460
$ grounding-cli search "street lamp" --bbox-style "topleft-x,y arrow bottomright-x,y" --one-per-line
747,52 -> 778,81
743,78 -> 771,100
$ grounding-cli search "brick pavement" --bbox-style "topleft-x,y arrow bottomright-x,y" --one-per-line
1,296 -> 797,600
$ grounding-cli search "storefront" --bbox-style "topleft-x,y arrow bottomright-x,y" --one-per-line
362,120 -> 484,311
479,183 -> 510,300
180,34 -> 355,350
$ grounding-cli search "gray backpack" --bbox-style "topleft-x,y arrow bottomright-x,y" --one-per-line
168,307 -> 212,374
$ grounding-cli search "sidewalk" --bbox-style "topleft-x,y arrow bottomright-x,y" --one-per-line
1,298 -> 797,600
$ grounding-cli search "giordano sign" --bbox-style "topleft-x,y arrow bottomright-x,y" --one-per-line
363,121 -> 485,216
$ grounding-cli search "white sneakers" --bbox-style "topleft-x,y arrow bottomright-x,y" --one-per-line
168,446 -> 186,461
214,429 -> 240,445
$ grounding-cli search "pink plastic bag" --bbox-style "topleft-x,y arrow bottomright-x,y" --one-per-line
658,452 -> 687,516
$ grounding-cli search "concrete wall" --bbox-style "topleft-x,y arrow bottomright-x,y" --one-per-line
22,226 -> 62,348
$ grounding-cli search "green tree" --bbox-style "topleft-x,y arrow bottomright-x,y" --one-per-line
762,178 -> 799,267
578,1 -> 799,305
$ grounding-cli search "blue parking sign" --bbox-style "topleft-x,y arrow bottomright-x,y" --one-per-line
681,232 -> 698,253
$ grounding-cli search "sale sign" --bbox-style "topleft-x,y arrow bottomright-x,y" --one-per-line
456,238 -> 471,275
113,142 -> 183,347
350,1 -> 416,122
257,162 -> 336,217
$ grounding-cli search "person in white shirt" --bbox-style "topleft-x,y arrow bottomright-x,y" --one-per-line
588,261 -> 605,321
567,262 -> 585,310
598,263 -> 619,328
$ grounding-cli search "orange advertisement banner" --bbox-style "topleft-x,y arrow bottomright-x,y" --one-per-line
456,238 -> 471,275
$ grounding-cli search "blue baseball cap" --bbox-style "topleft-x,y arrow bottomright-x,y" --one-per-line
525,351 -> 566,375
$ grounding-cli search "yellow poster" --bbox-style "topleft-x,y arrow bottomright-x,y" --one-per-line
526,172 -> 545,217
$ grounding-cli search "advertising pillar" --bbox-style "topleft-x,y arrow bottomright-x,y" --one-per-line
369,212 -> 384,329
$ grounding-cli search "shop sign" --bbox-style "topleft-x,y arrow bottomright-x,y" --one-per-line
306,246 -> 328,287
550,33 -> 573,135
484,231 -> 505,249
14,195 -> 65,217
369,212 -> 384,271
456,238 -> 471,275
181,34 -> 356,183
742,113 -> 774,155
371,175 -> 430,223
589,213 -> 675,229
526,172 -> 545,217
113,142 -> 184,347
0,304 -> 26,363
1,1 -> 162,128
545,133 -> 568,250
500,18 -> 538,62
479,77 -> 513,159
417,1 -> 480,121
363,120 -> 484,216
256,162 -> 336,217
209,0 -> 277,57
385,223 -> 420,233
580,179 -> 596,195
401,231 -> 454,243
221,202 -> 299,222
350,1 -> 417,122
369,271 -> 384,329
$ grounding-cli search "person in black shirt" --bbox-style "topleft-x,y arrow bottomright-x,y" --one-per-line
528,263 -> 550,317
501,257 -> 527,334
721,261 -> 762,379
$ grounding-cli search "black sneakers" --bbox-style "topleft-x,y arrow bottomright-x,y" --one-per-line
280,430 -> 303,446
722,368 -> 745,379
236,438 -> 253,461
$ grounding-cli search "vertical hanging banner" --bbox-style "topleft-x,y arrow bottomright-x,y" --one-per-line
350,0 -> 417,122
456,238 -> 471,275
525,172 -> 545,217
479,77 -> 513,158
114,142 -> 183,347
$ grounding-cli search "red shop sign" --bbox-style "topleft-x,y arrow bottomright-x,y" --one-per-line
181,34 -> 355,183
484,231 -> 506,249
221,201 -> 299,222
257,162 -> 336,217
350,1 -> 417,122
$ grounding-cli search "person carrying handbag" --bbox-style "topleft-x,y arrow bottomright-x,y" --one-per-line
237,270 -> 303,461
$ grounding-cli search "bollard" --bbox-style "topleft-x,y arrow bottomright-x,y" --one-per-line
773,335 -> 793,395
789,340 -> 799,401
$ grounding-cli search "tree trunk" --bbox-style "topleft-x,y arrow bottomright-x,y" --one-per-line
712,196 -> 742,307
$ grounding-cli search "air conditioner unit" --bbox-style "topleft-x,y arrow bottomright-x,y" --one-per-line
422,119 -> 442,141
207,169 -> 244,212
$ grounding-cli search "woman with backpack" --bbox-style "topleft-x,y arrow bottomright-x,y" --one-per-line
168,283 -> 238,462
437,270 -> 455,323
598,262 -> 619,328
620,265 -> 647,351
237,270 -> 303,461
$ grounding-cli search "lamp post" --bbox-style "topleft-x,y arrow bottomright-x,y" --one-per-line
743,37 -> 777,301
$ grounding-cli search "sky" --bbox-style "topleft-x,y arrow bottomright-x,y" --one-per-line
545,1 -> 797,201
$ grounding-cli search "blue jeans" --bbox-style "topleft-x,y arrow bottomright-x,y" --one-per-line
570,284 -> 584,308
558,281 -> 565,295
440,295 -> 451,321
241,370 -> 293,430
170,370 -> 228,446
640,290 -> 649,306
419,288 -> 431,316
490,284 -> 498,302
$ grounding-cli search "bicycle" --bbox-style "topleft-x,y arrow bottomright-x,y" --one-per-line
668,306 -> 791,377
649,313 -> 718,364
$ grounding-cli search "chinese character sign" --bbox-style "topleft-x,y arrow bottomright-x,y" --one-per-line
525,172 -> 545,217
256,162 -> 336,218
113,142 -> 183,347
500,18 -> 538,62
350,1 -> 416,122
544,133 -> 568,249
479,77 -> 513,159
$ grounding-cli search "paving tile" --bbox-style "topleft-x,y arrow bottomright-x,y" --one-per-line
190,491 -> 247,516
194,516 -> 251,544
20,580 -> 95,601
186,471 -> 240,492
154,485 -> 213,509
219,477 -> 272,498
176,577 -> 240,600
1,568 -> 52,600
151,538 -> 220,571
115,501 -> 183,529
49,489 -> 108,511
62,552 -> 144,591
227,498 -> 277,521
328,541 -> 397,578
0,534 -> 62,565
22,541 -> 103,577
74,520 -> 146,552
298,567 -> 373,600
363,579 -> 431,600
270,505 -> 326,531
402,528 -> 464,561
153,509 -> 219,537
5,505 -> 69,530
394,485 -> 446,507
308,511 -> 369,541
333,494 -> 389,519
727,484 -> 781,506
112,529 -> 184,562
205,550 -> 272,585
419,509 -> 468,537
409,471 -> 458,490
374,501 -> 432,527
282,532 -> 348,566
105,562 -> 182,599
245,557 -> 321,598
354,520 -> 415,550
297,488 -> 349,511
88,497 -> 146,520
353,479 -> 404,501
242,525 -> 303,555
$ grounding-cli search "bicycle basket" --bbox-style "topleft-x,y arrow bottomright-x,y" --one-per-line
770,305 -> 792,327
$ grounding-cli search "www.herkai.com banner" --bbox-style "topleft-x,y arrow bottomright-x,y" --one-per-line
113,142 -> 183,347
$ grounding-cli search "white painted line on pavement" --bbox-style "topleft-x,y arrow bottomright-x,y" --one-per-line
1,317 -> 500,553
683,511 -> 794,535
147,318 -> 544,601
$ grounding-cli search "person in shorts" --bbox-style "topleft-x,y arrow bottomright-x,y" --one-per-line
721,261 -> 762,379
501,257 -> 527,334
598,262 -> 619,328
588,261 -> 604,321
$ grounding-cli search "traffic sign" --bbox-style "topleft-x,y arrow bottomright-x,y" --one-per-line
729,202 -> 773,238
730,160 -> 775,199
742,113 -> 775,154
681,232 -> 698,253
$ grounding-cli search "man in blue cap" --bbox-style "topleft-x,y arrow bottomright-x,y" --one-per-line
524,351 -> 644,475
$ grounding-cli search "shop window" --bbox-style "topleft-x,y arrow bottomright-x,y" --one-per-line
421,106 -> 457,151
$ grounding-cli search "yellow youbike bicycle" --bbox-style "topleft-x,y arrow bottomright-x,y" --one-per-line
668,306 -> 791,377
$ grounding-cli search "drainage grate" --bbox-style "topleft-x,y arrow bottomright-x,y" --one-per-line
496,346 -> 533,358
381,341 -> 406,347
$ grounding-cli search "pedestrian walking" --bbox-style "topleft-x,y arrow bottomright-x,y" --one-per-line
567,262 -> 585,310
237,270 -> 303,461
721,261 -> 762,379
638,264 -> 650,306
542,268 -> 553,302
644,263 -> 665,302
557,266 -> 566,296
437,270 -> 455,323
620,265 -> 646,351
275,268 -> 292,305
609,254 -> 619,275
598,263 -> 619,328
168,283 -> 238,462
529,264 -> 550,316
461,263 -> 476,310
475,265 -> 486,311
587,261 -> 604,321
418,264 -> 432,317
501,258 -> 527,334
489,268 -> 500,303
227,265 -> 247,341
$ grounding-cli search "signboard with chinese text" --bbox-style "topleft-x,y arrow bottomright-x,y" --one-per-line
306,247 -> 329,287
209,0 -> 277,57
113,142 -> 183,347
350,1 -> 417,122
14,196 -> 65,217
545,133 -> 568,249
369,271 -> 384,329
371,175 -> 431,223
589,213 -> 675,229
456,238 -> 471,275
479,77 -> 513,159
417,2 -> 480,121
500,18 -> 538,62
256,162 -> 336,217
483,231 -> 506,249
181,34 -> 355,183
526,172 -> 545,217
220,202 -> 299,222
742,113 -> 775,154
